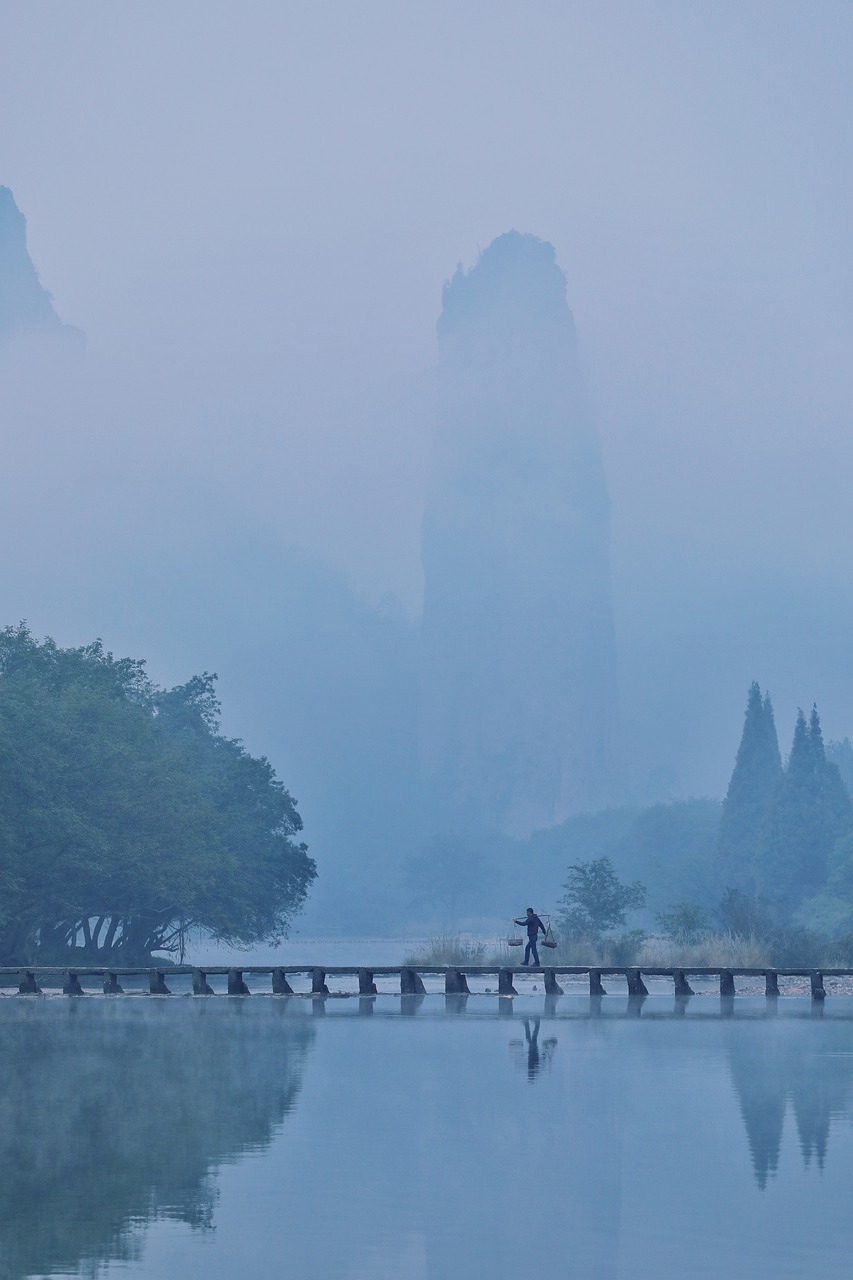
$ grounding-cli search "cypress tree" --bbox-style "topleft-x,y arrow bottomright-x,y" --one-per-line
717,683 -> 783,893
759,705 -> 853,905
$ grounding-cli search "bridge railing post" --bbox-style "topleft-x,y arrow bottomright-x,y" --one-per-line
626,968 -> 649,996
400,967 -> 426,995
719,969 -> 735,997
272,967 -> 294,995
103,971 -> 123,994
544,969 -> 563,996
673,969 -> 694,996
193,968 -> 214,995
445,968 -> 470,994
810,970 -> 826,1001
358,968 -> 378,995
765,969 -> 779,997
63,970 -> 84,996
228,968 -> 250,995
498,967 -> 517,996
18,970 -> 41,995
589,968 -> 606,996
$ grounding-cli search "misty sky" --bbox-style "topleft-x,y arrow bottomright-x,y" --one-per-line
2,3 -> 853,797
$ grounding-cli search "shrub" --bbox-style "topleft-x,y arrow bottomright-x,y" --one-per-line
655,902 -> 711,947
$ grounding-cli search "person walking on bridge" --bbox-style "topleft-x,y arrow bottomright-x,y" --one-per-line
514,908 -> 547,966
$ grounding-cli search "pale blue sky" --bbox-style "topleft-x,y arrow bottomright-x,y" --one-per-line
1,3 -> 852,790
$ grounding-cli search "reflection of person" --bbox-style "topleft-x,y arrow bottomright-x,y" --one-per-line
514,907 -> 546,966
525,1017 -> 541,1080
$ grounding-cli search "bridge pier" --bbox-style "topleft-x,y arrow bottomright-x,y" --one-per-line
193,968 -> 214,995
445,968 -> 470,994
498,967 -> 517,996
358,968 -> 378,995
765,969 -> 780,997
228,969 -> 250,995
673,969 -> 694,996
627,968 -> 649,996
589,969 -> 606,996
719,970 -> 735,997
811,970 -> 826,1001
401,967 -> 426,995
63,971 -> 84,996
312,968 -> 330,996
272,967 -> 294,995
149,970 -> 171,995
17,970 -> 41,994
103,971 -> 123,994
544,969 -> 563,996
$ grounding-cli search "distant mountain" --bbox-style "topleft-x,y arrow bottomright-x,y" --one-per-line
420,231 -> 624,836
0,186 -> 82,345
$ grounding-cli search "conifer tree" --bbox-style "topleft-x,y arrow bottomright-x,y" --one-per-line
758,705 -> 853,905
717,683 -> 782,892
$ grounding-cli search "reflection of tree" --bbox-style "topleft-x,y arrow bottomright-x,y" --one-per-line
0,999 -> 314,1280
727,1017 -> 853,1189
727,1032 -> 787,1189
790,1037 -> 851,1171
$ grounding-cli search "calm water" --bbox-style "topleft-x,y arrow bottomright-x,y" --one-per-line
2,995 -> 852,1280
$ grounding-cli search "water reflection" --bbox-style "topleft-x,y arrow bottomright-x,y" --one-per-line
0,999 -> 313,1280
3,995 -> 853,1279
726,1014 -> 853,1188
508,1018 -> 558,1080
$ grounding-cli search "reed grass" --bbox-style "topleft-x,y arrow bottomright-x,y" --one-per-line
637,932 -> 770,968
403,935 -> 487,966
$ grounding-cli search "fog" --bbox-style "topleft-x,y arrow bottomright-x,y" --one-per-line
2,4 -> 853,930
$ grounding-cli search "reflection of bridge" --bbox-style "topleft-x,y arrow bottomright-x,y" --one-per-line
3,963 -> 849,998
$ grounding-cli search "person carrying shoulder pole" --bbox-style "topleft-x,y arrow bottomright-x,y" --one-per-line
514,907 -> 547,967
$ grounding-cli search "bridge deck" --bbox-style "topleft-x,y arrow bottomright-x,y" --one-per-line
1,964 -> 850,977
0,962 -> 848,999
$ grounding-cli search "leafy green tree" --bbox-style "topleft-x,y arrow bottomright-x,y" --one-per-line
0,625 -> 316,963
717,682 -> 782,893
655,902 -> 710,946
716,887 -> 774,938
557,856 -> 646,943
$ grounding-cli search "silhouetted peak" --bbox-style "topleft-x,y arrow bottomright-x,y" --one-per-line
437,230 -> 574,356
0,186 -> 82,346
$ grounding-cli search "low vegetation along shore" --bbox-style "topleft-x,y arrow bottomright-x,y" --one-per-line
405,931 -> 853,970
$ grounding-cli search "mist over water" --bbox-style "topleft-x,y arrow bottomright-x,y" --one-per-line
3,997 -> 853,1280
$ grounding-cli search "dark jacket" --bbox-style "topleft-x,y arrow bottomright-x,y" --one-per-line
515,914 -> 546,940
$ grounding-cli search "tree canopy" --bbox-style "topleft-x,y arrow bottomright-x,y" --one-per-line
0,625 -> 315,964
717,682 -> 782,893
556,856 -> 646,943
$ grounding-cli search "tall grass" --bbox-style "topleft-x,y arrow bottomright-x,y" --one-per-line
403,935 -> 487,966
637,932 -> 770,968
404,929 -> 853,970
